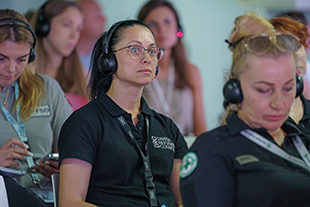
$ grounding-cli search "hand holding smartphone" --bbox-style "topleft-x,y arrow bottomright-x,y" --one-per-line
41,153 -> 59,162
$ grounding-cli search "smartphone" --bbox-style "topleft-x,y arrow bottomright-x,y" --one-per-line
41,153 -> 59,162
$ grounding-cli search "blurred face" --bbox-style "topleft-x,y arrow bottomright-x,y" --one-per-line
0,41 -> 30,88
113,25 -> 158,87
305,25 -> 310,55
143,6 -> 179,49
237,54 -> 296,133
295,45 -> 307,77
80,0 -> 106,39
44,7 -> 83,57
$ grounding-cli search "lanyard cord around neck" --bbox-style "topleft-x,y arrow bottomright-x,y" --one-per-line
0,81 -> 40,185
117,115 -> 158,207
151,62 -> 175,115
240,129 -> 310,172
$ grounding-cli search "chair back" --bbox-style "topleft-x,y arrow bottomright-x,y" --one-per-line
0,175 -> 9,207
51,174 -> 60,207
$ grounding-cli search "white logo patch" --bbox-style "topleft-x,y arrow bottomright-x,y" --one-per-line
151,136 -> 175,152
180,152 -> 198,178
31,105 -> 51,117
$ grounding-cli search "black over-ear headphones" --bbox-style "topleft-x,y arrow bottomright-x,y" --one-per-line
98,20 -> 159,76
35,0 -> 51,38
223,74 -> 304,108
0,18 -> 37,63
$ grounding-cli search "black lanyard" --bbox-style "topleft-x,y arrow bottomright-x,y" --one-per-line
117,115 -> 158,207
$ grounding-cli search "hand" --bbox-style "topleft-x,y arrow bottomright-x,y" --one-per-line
0,138 -> 33,167
34,160 -> 59,179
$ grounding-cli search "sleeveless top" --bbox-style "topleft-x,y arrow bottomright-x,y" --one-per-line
143,65 -> 194,135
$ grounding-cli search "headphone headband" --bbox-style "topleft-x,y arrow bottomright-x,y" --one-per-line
0,18 -> 36,47
104,20 -> 128,54
0,18 -> 37,63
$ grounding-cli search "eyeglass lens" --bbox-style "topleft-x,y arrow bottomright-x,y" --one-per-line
128,45 -> 163,61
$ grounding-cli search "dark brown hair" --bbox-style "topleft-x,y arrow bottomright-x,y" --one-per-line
137,0 -> 188,88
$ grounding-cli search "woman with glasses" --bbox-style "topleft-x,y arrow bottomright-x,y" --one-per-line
58,20 -> 188,207
138,0 -> 207,137
270,16 -> 310,135
180,12 -> 310,207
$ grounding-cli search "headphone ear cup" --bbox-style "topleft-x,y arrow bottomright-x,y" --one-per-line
296,74 -> 304,98
35,1 -> 50,38
98,53 -> 117,75
223,78 -> 243,106
28,48 -> 36,63
35,20 -> 50,37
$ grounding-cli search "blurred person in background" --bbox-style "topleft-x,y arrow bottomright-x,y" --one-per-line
138,0 -> 207,137
270,16 -> 310,134
30,0 -> 89,111
76,0 -> 106,75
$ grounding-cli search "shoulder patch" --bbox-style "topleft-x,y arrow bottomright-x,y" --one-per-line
180,152 -> 198,178
235,154 -> 259,165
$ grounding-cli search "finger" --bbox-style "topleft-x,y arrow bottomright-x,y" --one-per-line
35,162 -> 59,178
0,159 -> 22,168
35,163 -> 51,178
42,161 -> 60,174
1,138 -> 29,149
11,147 -> 33,156
46,160 -> 59,168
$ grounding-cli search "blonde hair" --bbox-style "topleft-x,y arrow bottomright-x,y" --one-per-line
222,12 -> 294,125
0,9 -> 44,120
30,0 -> 88,99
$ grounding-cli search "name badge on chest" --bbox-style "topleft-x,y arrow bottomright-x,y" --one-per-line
31,105 -> 51,117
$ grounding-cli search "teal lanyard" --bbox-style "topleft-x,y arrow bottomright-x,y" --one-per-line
241,129 -> 310,172
0,81 -> 40,185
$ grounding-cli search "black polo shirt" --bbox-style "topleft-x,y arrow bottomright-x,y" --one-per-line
59,92 -> 188,207
180,112 -> 310,207
287,95 -> 310,135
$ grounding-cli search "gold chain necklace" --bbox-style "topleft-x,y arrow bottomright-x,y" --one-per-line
1,86 -> 10,108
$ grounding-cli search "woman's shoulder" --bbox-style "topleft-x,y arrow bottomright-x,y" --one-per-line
186,62 -> 202,90
190,125 -> 234,153
38,74 -> 62,89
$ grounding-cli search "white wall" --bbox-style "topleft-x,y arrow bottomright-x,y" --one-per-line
99,0 -> 270,130
1,0 -> 309,131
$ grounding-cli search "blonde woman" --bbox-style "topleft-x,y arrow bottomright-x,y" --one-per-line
180,12 -> 310,206
0,9 -> 72,204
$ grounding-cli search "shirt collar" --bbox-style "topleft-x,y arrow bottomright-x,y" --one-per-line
226,111 -> 269,136
99,92 -> 154,117
300,95 -> 310,121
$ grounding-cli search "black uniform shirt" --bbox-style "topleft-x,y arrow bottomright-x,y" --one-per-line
180,112 -> 310,207
287,95 -> 310,135
59,92 -> 188,207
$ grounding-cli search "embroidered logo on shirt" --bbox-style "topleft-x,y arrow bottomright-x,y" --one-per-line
151,136 -> 175,152
30,105 -> 51,117
235,154 -> 259,165
180,152 -> 198,178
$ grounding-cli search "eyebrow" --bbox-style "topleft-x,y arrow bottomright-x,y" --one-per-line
254,78 -> 295,86
127,41 -> 156,47
0,53 -> 29,59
